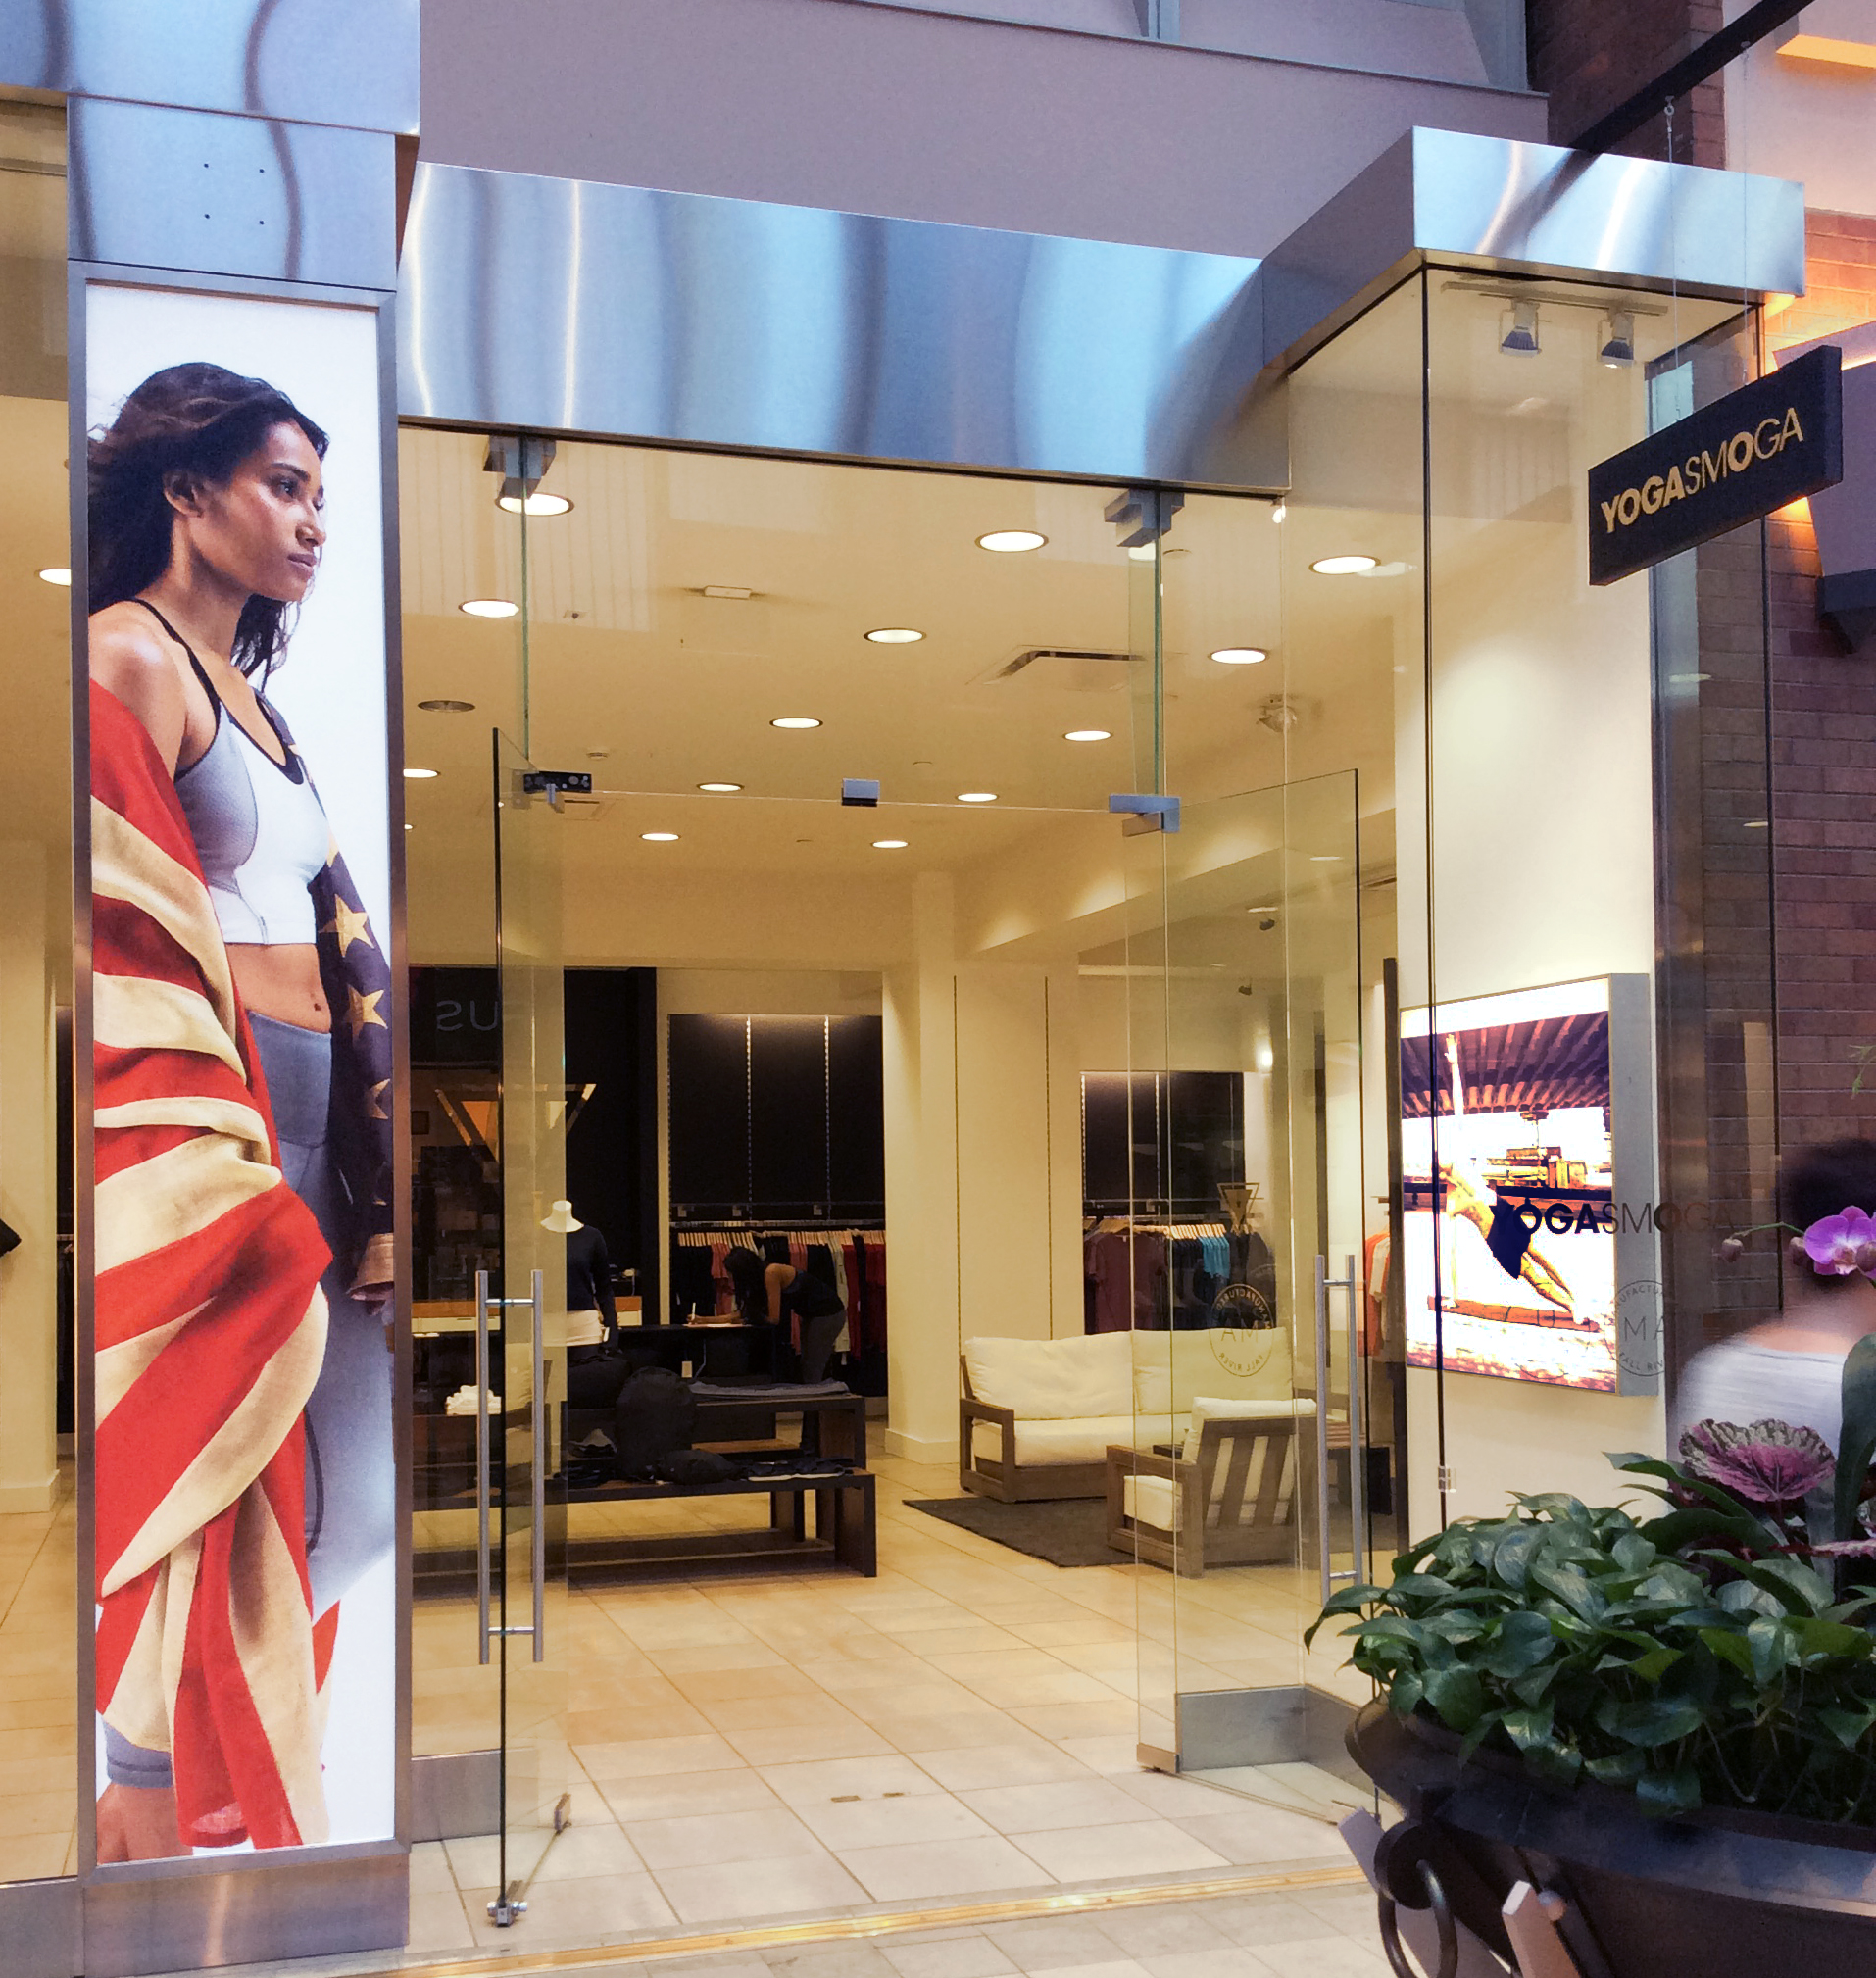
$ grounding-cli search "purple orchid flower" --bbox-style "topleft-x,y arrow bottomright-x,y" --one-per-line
1679,1418 -> 1836,1504
1802,1206 -> 1876,1277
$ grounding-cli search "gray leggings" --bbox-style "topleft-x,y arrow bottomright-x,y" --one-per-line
105,1013 -> 395,1790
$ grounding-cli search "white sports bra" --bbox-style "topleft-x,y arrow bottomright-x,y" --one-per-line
142,603 -> 330,947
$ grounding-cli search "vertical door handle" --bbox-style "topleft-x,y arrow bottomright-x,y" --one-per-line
530,1267 -> 546,1664
473,1268 -> 493,1666
1343,1252 -> 1366,1588
1314,1252 -> 1359,1607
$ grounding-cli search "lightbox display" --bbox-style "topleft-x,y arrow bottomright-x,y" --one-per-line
1401,976 -> 1658,1395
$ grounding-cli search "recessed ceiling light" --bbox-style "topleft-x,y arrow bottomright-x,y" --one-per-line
1742,819 -> 1769,829
865,627 -> 923,644
418,697 -> 476,713
1064,728 -> 1111,743
641,831 -> 679,843
1309,855 -> 1343,862
957,791 -> 998,804
771,717 -> 821,729
460,598 -> 519,618
1310,556 -> 1378,575
36,566 -> 71,587
872,839 -> 909,850
700,585 -> 758,600
496,491 -> 573,516
1210,647 -> 1268,666
698,781 -> 743,793
403,766 -> 439,779
977,530 -> 1047,553
404,822 -> 414,831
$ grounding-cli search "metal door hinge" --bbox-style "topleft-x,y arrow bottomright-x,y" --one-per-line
1437,1465 -> 1455,1493
1110,792 -> 1181,835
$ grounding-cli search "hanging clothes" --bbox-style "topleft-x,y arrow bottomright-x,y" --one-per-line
1085,1231 -> 1133,1332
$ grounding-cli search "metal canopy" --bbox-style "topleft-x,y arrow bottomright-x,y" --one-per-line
396,129 -> 1806,491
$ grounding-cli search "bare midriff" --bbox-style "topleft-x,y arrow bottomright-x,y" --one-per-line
229,944 -> 331,1032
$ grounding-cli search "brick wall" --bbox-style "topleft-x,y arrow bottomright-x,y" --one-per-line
1766,211 -> 1876,1159
1524,0 -> 1724,164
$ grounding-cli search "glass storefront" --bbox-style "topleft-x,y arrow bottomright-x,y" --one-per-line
384,253 -> 1762,1938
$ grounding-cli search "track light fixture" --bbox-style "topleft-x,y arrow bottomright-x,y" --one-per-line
1599,311 -> 1637,367
1501,301 -> 1540,356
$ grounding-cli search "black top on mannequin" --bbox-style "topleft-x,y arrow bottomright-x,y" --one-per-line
567,1223 -> 617,1331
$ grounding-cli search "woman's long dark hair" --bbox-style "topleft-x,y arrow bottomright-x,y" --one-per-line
88,363 -> 328,679
723,1247 -> 769,1321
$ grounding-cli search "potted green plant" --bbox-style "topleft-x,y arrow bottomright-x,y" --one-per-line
1312,1311 -> 1876,1978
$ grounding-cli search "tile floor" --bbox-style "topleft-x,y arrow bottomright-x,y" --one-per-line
406,1448 -> 1367,1954
0,1445 -> 1380,1978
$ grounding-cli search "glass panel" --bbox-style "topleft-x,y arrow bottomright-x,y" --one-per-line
0,100 -> 73,1885
492,720 -> 570,1916
1118,281 -> 1429,1807
1418,274 -> 1740,1536
403,437 -> 522,1844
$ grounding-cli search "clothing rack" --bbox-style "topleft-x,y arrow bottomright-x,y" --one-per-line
674,1225 -> 887,1245
1083,1216 -> 1228,1238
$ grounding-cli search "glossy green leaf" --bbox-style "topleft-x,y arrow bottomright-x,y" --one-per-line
1636,1764 -> 1702,1817
1836,1335 -> 1876,1546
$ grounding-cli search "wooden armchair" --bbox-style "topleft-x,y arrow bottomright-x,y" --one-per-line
958,1357 -> 1109,1502
1105,1412 -> 1303,1577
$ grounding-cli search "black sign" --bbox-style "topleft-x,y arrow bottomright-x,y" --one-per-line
1588,344 -> 1843,585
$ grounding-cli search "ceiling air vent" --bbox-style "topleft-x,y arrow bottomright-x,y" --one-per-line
986,647 -> 1140,693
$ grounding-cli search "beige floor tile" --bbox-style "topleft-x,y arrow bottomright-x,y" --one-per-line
835,1833 -> 1055,1903
758,1754 -> 944,1806
1014,1819 -> 1229,1882
533,1821 -> 648,1881
0,1791 -> 74,1839
407,1839 -> 457,1896
841,1681 -> 988,1726
463,1870 -> 678,1946
791,1790 -> 998,1852
576,1732 -> 748,1779
881,1939 -> 1018,1978
668,1663 -> 824,1705
601,1769 -> 784,1822
625,1805 -> 825,1870
1056,1735 -> 1146,1774
644,1642 -> 793,1676
653,1850 -> 869,1925
955,1778 -> 1154,1835
1169,1808 -> 1347,1866
724,1720 -> 896,1767
699,1691 -> 868,1734
884,1710 -> 1027,1754
911,1742 -> 1098,1793
405,1888 -> 475,1952
1005,1700 -> 1139,1742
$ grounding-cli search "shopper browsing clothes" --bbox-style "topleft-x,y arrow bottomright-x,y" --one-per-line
724,1246 -> 846,1382
1674,1139 -> 1876,1454
87,365 -> 394,1859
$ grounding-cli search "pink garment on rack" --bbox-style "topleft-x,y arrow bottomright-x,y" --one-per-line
863,1237 -> 887,1354
708,1241 -> 735,1317
1086,1233 -> 1132,1333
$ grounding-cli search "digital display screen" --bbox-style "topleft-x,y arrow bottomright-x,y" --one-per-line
1401,978 -> 1623,1392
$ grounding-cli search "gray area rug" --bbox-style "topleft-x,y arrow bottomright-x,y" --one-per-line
906,1493 -> 1124,1568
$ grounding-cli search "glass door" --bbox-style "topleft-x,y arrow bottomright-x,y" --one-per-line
483,729 -> 570,1923
1123,484 -> 1384,1809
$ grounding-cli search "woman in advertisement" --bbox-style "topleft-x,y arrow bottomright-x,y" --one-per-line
86,364 -> 394,1858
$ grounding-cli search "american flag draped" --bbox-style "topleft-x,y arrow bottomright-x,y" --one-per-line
89,678 -> 392,1851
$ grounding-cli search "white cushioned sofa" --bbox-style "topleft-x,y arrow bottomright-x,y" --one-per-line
958,1327 -> 1309,1503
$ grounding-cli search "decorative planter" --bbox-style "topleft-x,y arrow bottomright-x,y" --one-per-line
1349,1700 -> 1876,1978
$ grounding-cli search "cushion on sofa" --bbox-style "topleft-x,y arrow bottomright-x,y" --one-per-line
1131,1325 -> 1295,1415
972,1413 -> 1176,1467
964,1330 -> 1131,1418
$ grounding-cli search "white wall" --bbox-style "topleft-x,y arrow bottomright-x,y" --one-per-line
0,845 -> 59,1511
